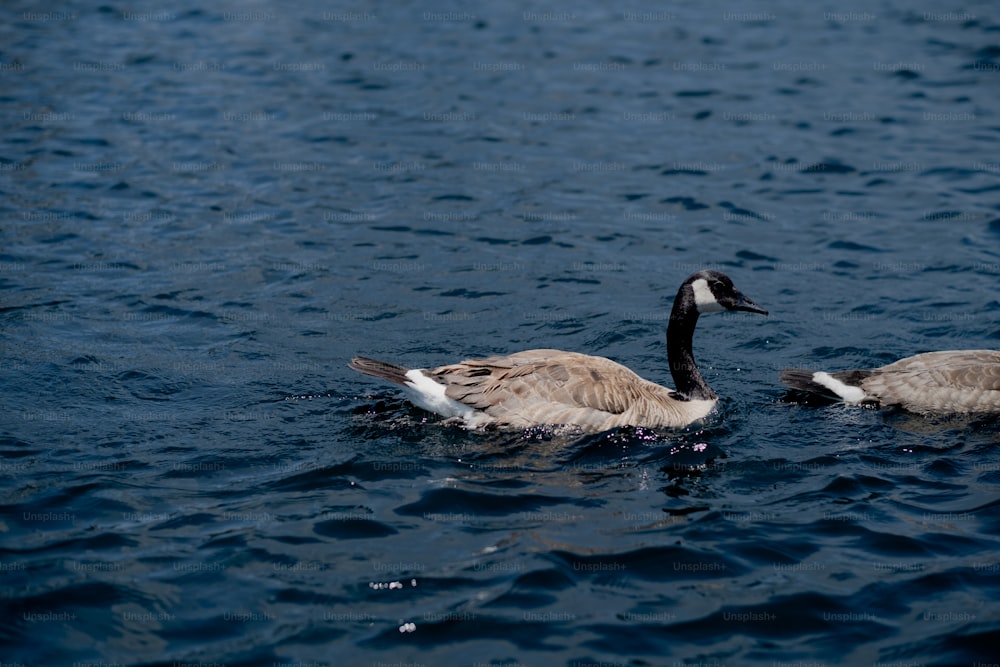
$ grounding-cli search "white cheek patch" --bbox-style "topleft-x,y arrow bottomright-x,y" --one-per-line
691,278 -> 725,313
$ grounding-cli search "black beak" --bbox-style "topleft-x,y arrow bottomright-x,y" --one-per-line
732,292 -> 768,316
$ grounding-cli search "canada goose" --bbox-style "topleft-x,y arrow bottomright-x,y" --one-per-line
781,350 -> 1000,414
349,270 -> 767,431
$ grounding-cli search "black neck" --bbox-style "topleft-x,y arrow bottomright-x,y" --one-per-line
667,294 -> 716,401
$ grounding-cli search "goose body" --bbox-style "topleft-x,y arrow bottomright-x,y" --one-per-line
349,270 -> 767,431
781,350 -> 1000,414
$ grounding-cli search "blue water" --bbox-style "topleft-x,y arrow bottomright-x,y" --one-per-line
3,1 -> 1000,665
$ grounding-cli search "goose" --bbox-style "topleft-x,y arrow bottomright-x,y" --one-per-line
780,350 -> 1000,414
349,270 -> 767,431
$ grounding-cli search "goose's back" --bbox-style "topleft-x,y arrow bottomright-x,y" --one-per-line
429,349 -> 712,430
863,350 -> 1000,413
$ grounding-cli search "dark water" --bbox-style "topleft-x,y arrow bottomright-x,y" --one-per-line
3,1 -> 1000,665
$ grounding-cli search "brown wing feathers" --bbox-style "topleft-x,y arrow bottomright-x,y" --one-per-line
434,353 -> 635,418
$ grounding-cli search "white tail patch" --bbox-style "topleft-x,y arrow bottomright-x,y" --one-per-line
403,369 -> 479,424
813,371 -> 867,403
691,278 -> 724,313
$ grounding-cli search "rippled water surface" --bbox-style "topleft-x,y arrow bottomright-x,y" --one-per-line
3,1 -> 1000,665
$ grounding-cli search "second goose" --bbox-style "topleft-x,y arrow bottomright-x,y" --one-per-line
781,350 -> 1000,414
350,270 -> 767,431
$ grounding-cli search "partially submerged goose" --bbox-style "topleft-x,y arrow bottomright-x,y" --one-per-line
781,350 -> 1000,414
349,270 -> 767,431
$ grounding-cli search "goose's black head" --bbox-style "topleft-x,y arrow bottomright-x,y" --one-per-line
665,270 -> 767,401
678,270 -> 768,317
